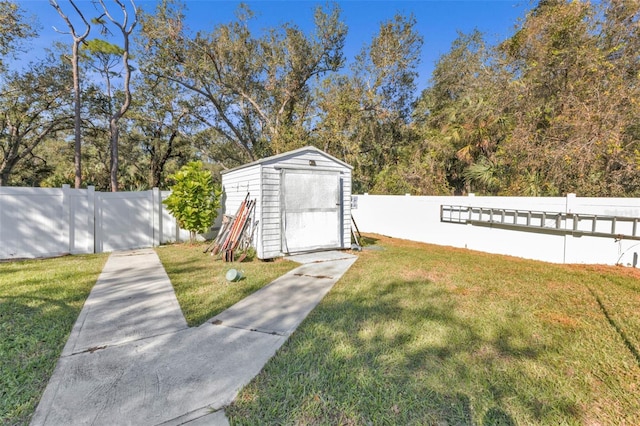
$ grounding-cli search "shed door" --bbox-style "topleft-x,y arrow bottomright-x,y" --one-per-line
281,169 -> 341,253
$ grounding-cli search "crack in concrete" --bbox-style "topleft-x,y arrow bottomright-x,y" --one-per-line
293,273 -> 333,279
209,319 -> 285,336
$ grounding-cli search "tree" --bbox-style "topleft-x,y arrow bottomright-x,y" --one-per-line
127,74 -> 195,188
83,39 -> 124,100
81,38 -> 130,188
0,1 -> 37,72
316,13 -> 423,193
414,30 -> 511,195
50,0 -> 90,189
138,1 -> 346,164
94,0 -> 138,192
499,0 -> 640,196
0,59 -> 72,185
595,0 -> 640,195
163,161 -> 221,243
78,82 -> 116,190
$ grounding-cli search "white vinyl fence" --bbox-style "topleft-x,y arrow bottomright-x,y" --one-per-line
4,186 -> 639,266
0,185 -> 190,260
352,193 -> 640,266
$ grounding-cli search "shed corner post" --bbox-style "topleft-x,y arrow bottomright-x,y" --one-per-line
565,193 -> 576,214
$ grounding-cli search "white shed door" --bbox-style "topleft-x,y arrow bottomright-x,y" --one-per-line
281,169 -> 341,253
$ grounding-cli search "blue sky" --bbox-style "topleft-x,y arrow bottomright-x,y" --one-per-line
18,0 -> 530,90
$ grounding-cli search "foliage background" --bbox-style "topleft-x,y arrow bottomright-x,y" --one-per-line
0,0 -> 638,197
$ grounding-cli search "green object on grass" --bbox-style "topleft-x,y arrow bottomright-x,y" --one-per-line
225,268 -> 244,282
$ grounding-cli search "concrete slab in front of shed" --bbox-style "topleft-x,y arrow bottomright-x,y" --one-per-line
285,250 -> 357,264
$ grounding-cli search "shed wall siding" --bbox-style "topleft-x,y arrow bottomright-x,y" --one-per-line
221,166 -> 262,255
260,167 -> 282,259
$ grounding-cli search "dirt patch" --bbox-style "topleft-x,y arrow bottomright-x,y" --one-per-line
537,312 -> 580,329
400,268 -> 434,282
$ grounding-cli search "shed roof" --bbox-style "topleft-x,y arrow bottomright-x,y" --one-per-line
221,145 -> 353,175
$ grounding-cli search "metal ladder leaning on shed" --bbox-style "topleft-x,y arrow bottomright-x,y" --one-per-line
440,205 -> 640,241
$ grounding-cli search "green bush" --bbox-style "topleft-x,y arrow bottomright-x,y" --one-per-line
163,161 -> 221,243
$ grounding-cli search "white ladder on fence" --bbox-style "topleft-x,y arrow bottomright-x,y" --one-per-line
440,205 -> 640,241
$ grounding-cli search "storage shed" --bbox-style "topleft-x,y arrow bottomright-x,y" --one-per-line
220,146 -> 353,259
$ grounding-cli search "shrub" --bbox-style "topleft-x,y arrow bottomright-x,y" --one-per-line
163,161 -> 221,243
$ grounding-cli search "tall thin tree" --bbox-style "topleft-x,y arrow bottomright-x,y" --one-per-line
96,0 -> 137,192
50,0 -> 90,189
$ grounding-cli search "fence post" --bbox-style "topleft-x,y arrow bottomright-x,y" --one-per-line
87,186 -> 95,253
565,193 -> 576,214
563,193 -> 577,263
62,184 -> 72,254
467,193 -> 475,208
94,192 -> 102,253
153,187 -> 162,247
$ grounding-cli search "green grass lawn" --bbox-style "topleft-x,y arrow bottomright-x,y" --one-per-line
226,235 -> 640,425
3,238 -> 639,425
0,254 -> 108,426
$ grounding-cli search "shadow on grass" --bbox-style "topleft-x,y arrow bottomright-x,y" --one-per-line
588,286 -> 640,368
483,407 -> 516,425
358,235 -> 379,246
0,255 -> 107,425
229,276 -> 578,425
0,295 -> 88,424
158,257 -> 206,276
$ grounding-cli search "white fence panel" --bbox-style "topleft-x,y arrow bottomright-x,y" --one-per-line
0,187 -> 67,259
352,194 -> 640,266
160,190 -> 191,243
95,190 -> 156,252
2,185 -> 638,265
0,186 -> 194,260
564,196 -> 640,265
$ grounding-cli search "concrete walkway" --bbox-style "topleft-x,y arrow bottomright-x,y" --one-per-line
30,248 -> 357,426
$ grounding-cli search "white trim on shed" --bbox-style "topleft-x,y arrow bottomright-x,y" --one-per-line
221,146 -> 353,259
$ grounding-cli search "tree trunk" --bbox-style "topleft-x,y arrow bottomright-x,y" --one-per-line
0,154 -> 18,186
72,40 -> 82,188
150,159 -> 160,189
151,133 -> 176,188
110,120 -> 119,192
50,0 -> 90,189
101,0 -> 135,192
